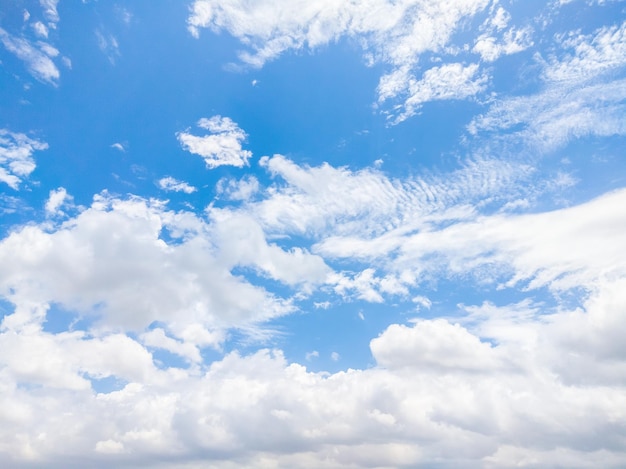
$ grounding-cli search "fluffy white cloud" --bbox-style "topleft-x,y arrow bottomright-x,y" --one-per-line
1,283 -> 626,468
0,129 -> 48,189
177,116 -> 253,169
45,187 -> 70,215
157,176 -> 197,194
0,193 -> 296,336
187,0 -> 490,68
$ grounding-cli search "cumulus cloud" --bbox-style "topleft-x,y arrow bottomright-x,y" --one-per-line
0,129 -> 48,189
177,116 -> 253,169
2,286 -> 626,468
0,193 -> 303,335
157,176 -> 197,194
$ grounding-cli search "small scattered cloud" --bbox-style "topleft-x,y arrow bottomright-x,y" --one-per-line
158,176 -> 197,194
110,142 -> 126,152
116,6 -> 133,25
96,29 -> 120,64
31,21 -> 49,39
412,296 -> 432,310
177,116 -> 253,169
45,187 -> 71,216
330,351 -> 340,361
305,350 -> 319,361
0,27 -> 60,85
0,129 -> 48,189
39,0 -> 60,25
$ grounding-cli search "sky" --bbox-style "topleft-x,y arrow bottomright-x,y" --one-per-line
1,0 -> 626,467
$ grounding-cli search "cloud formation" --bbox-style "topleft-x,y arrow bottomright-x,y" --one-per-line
158,176 -> 197,194
0,130 -> 48,189
177,116 -> 253,169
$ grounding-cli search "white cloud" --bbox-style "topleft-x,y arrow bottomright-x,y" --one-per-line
371,319 -> 504,371
0,194 -> 295,336
0,129 -> 48,189
468,78 -> 626,151
187,0 -> 500,119
0,151 -> 625,466
1,295 -> 626,467
95,30 -> 120,64
177,116 -> 253,169
157,176 -> 197,194
140,328 -> 202,363
545,21 -> 626,83
380,63 -> 488,123
305,350 -> 319,361
0,28 -> 60,85
257,153 -> 531,238
45,187 -> 70,215
468,22 -> 626,152
110,142 -> 126,152
473,26 -> 533,62
31,21 -> 49,39
216,175 -> 259,201
39,0 -> 60,25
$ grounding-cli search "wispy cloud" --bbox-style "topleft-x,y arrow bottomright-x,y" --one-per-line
379,63 -> 488,123
95,29 -> 120,64
157,176 -> 197,194
0,28 -> 60,85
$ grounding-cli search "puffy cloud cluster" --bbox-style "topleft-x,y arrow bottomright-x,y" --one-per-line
1,279 -> 626,468
0,129 -> 48,189
177,116 -> 253,169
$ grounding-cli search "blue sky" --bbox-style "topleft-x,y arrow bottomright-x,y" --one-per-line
1,0 -> 626,467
